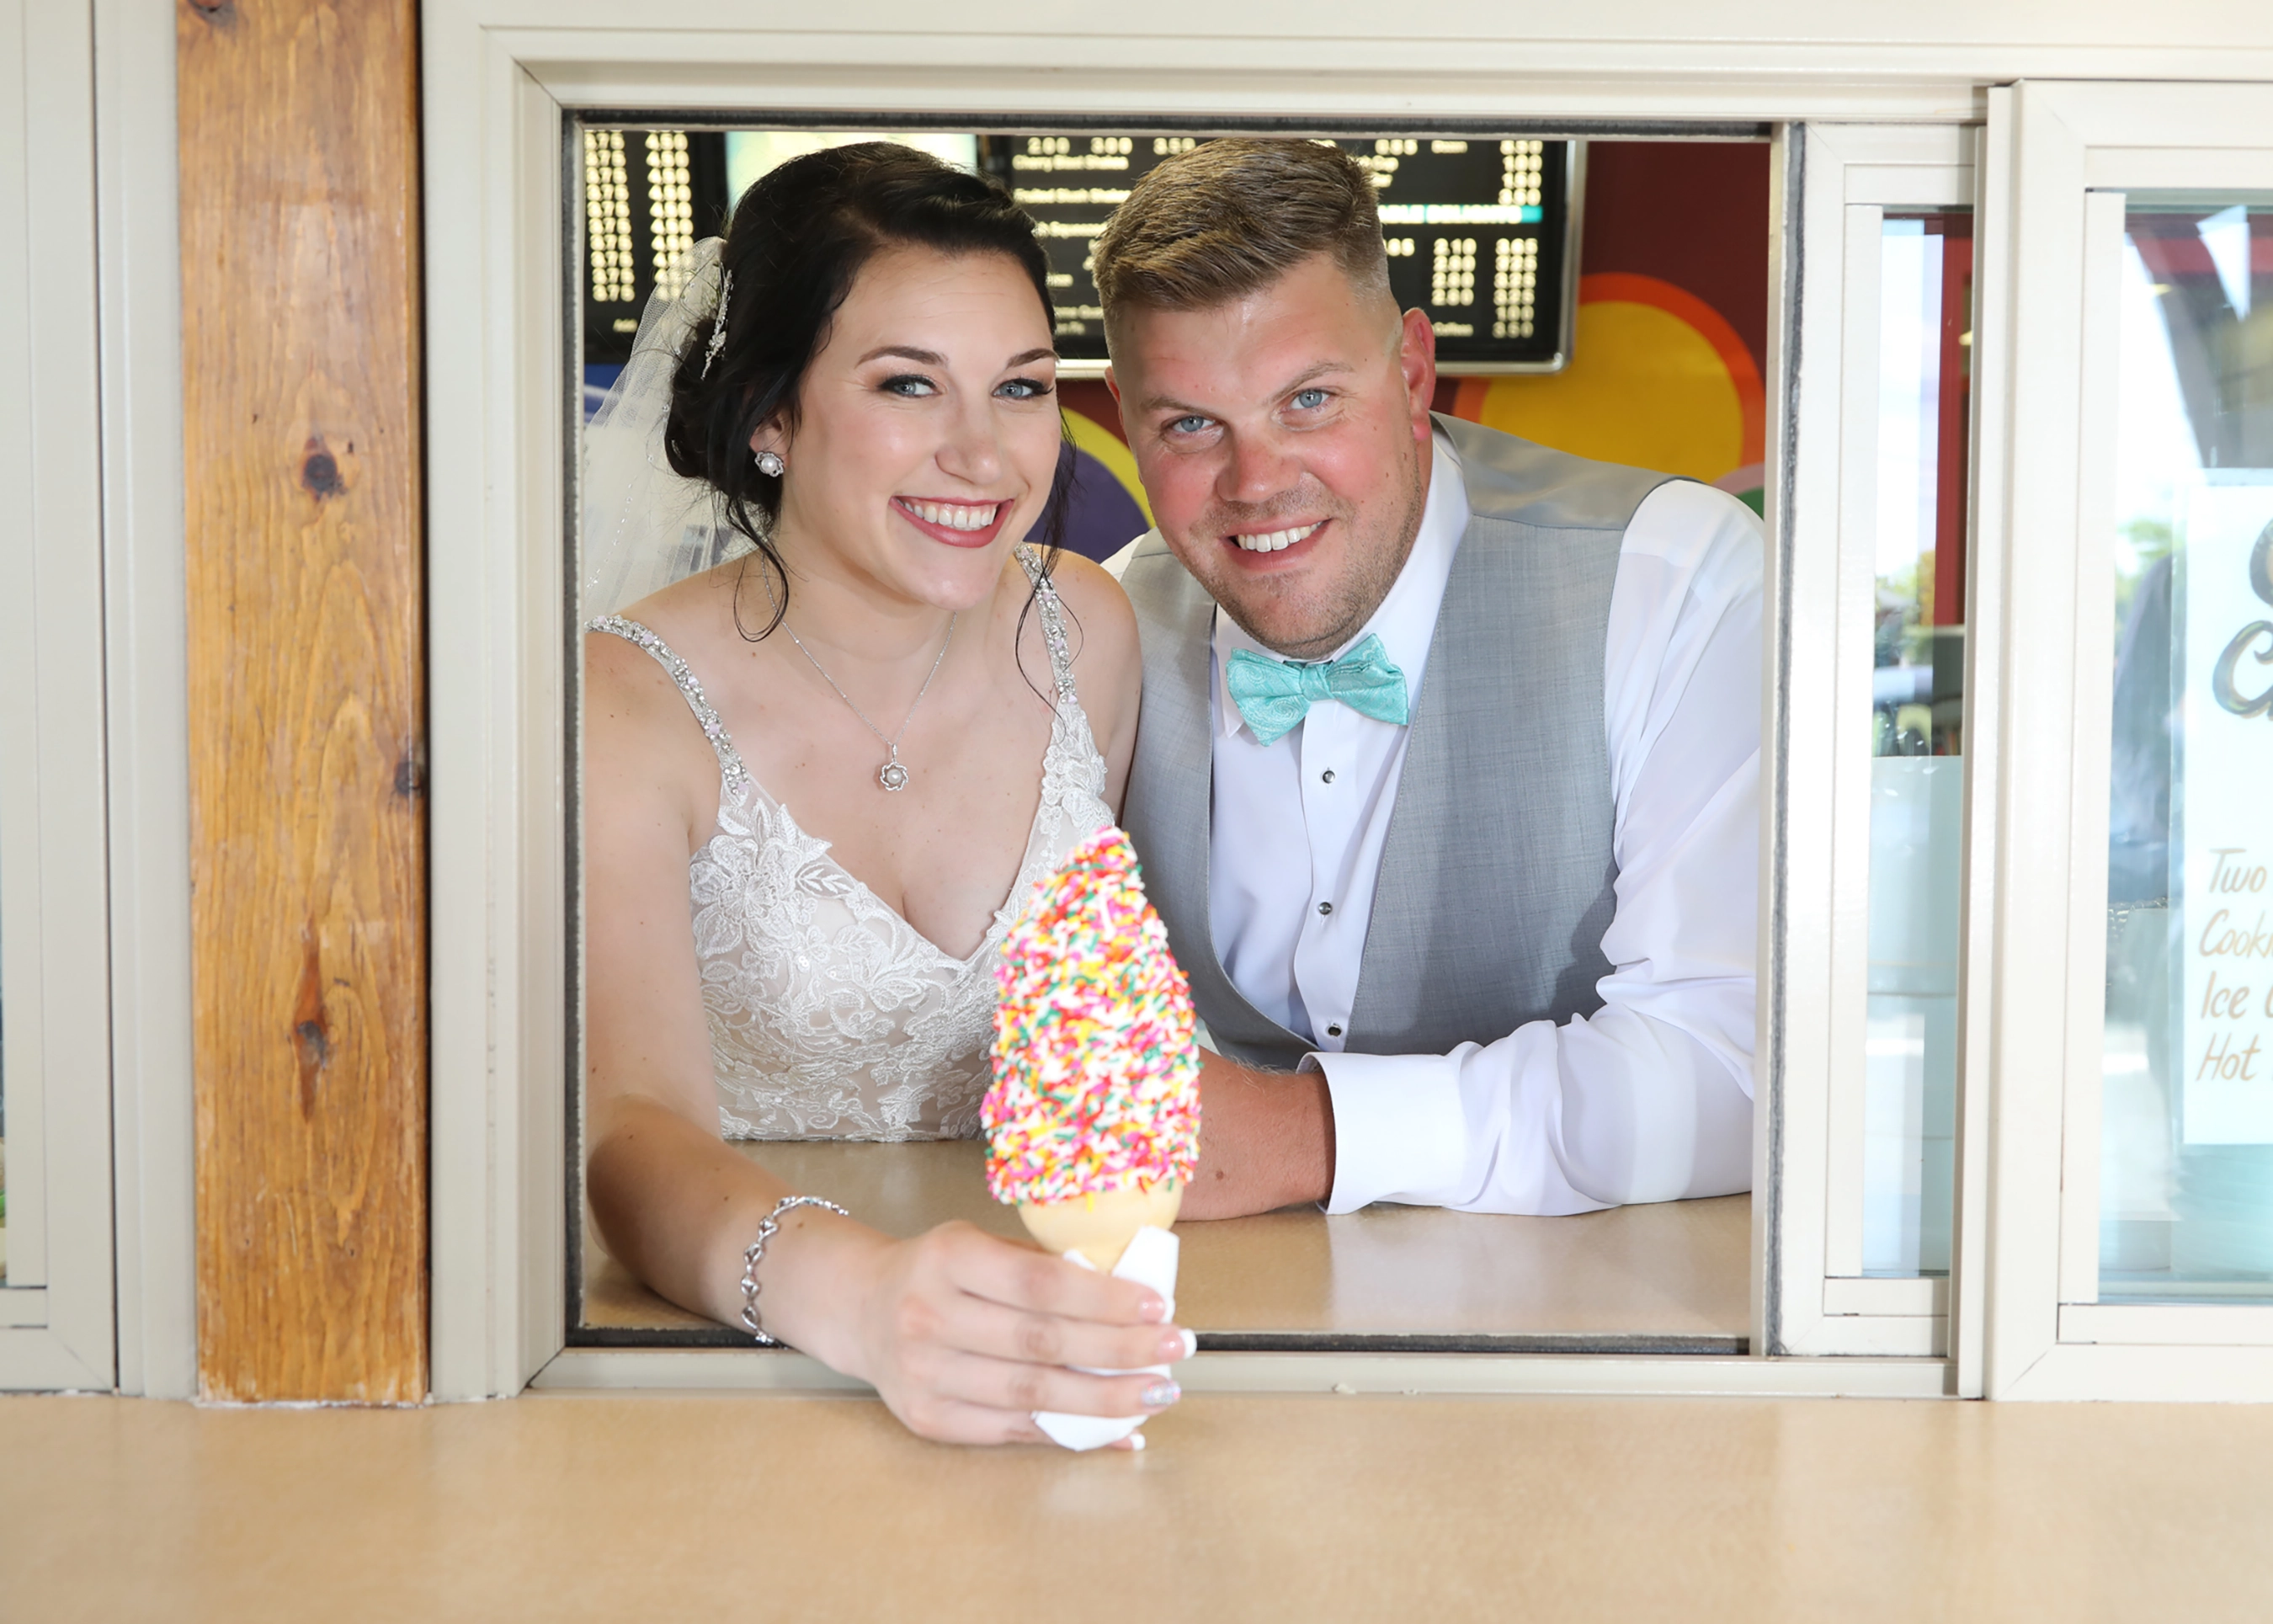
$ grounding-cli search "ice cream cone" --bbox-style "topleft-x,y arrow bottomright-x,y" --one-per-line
1018,1182 -> 1183,1271
985,825 -> 1201,1279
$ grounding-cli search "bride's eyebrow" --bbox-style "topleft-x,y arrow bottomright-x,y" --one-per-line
858,344 -> 949,367
854,344 -> 1055,370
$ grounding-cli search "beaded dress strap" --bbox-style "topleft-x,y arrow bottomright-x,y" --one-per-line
1016,546 -> 1079,706
588,615 -> 751,794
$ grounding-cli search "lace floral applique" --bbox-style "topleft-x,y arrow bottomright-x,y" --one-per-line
592,553 -> 1112,1142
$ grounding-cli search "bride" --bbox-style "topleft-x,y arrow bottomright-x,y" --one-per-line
581,143 -> 1187,1444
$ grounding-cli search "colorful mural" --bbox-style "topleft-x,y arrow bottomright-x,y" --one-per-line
1474,140 -> 1772,514
1454,273 -> 1765,512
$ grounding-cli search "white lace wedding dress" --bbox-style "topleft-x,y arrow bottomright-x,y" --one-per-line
589,549 -> 1113,1141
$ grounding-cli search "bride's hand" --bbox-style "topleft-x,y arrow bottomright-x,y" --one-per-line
835,1221 -> 1193,1446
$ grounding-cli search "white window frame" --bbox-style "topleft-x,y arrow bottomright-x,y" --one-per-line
1770,124 -> 1986,1378
93,0 -> 199,1401
0,0 -> 196,1398
421,6 -> 2273,1403
1,0 -> 111,1389
1978,79 -> 2273,1400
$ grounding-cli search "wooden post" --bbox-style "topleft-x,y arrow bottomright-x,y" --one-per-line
177,0 -> 427,1403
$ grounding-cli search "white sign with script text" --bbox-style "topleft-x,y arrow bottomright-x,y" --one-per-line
2180,478 -> 2273,1144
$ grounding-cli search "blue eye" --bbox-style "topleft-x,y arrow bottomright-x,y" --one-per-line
1291,387 -> 1329,411
882,374 -> 937,397
1170,414 -> 1211,435
998,375 -> 1053,400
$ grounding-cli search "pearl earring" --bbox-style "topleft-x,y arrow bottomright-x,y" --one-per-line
754,450 -> 785,478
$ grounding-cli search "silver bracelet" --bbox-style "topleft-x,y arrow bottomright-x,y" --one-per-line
740,1195 -> 849,1344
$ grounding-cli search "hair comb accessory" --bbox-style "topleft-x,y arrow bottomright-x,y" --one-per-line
700,267 -> 732,379
580,235 -> 734,620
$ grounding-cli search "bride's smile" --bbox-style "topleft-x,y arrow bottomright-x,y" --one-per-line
892,495 -> 1012,547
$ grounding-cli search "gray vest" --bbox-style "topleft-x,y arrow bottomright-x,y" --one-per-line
1120,414 -> 1675,1069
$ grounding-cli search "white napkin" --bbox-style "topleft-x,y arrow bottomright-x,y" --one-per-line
1033,1224 -> 1180,1451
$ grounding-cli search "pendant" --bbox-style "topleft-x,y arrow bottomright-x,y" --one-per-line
878,750 -> 910,793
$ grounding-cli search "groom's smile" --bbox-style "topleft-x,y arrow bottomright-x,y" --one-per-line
1227,519 -> 1326,556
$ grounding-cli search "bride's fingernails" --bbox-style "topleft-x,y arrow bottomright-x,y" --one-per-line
1138,1295 -> 1170,1323
1158,1328 -> 1198,1361
1141,1381 -> 1181,1409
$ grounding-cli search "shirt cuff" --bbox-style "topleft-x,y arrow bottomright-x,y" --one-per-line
1305,1049 -> 1470,1214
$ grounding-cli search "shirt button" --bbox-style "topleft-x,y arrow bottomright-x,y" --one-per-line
1317,901 -> 1333,916
1321,769 -> 1336,785
1327,1023 -> 1344,1038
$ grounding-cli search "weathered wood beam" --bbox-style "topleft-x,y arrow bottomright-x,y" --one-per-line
178,0 -> 426,1403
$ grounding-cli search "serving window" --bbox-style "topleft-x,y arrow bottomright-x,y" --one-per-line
435,97 -> 1972,1401
561,115 -> 1787,1369
408,5 -> 2273,1404
1772,125 -> 1983,1366
1978,81 -> 2273,1399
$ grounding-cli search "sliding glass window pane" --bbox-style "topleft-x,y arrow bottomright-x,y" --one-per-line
1864,211 -> 1971,1276
2103,194 -> 2273,1299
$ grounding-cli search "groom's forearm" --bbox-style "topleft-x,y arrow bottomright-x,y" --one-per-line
1179,1052 -> 1336,1219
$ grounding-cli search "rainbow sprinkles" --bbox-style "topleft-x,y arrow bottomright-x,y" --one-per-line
982,824 -> 1203,1206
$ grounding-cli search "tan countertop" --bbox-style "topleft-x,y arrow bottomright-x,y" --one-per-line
582,1141 -> 1752,1350
8,1388 -> 2271,1621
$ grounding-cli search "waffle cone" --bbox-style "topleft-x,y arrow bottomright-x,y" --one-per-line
1018,1183 -> 1183,1271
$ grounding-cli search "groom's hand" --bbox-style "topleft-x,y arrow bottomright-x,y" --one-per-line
1179,1052 -> 1336,1220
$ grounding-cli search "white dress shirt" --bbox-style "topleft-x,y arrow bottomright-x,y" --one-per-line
1206,430 -> 1760,1216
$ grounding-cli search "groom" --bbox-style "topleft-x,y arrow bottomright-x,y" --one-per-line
1094,139 -> 1761,1220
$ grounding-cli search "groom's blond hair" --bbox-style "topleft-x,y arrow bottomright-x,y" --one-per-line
1091,138 -> 1390,348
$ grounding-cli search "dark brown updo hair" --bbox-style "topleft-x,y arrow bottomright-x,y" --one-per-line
663,141 -> 1072,640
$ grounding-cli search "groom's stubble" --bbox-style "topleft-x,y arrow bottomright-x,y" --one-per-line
1195,418 -> 1427,662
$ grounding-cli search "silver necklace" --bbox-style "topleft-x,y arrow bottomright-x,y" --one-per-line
778,610 -> 956,793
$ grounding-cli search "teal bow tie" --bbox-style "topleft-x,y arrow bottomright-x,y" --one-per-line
1225,634 -> 1410,746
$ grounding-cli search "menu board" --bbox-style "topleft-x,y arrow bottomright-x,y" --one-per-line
977,133 -> 1573,373
581,126 -> 730,370
578,125 -> 1573,375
